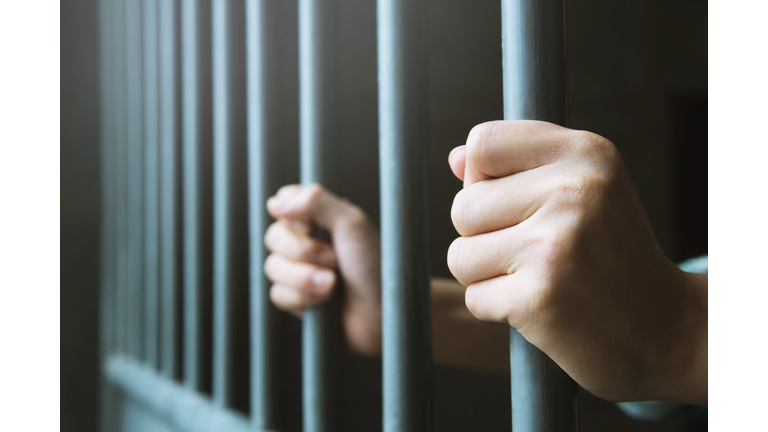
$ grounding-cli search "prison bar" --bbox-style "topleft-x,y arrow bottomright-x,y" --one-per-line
101,0 -> 579,430
98,0 -> 117,429
245,0 -> 282,429
158,0 -> 182,380
211,0 -> 249,408
501,0 -> 580,430
112,0 -> 129,358
377,0 -> 433,430
125,0 -> 145,362
298,0 -> 343,430
142,0 -> 161,371
181,0 -> 213,391
106,356 -> 252,432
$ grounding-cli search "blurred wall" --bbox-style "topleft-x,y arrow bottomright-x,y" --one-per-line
61,0 -> 706,431
62,0 -> 100,431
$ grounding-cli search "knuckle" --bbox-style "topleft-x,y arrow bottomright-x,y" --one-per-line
277,184 -> 300,197
466,121 -> 499,159
295,239 -> 315,261
570,130 -> 621,163
555,175 -> 598,203
304,183 -> 325,204
342,203 -> 368,230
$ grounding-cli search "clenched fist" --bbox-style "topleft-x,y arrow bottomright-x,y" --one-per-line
264,184 -> 382,356
447,120 -> 707,404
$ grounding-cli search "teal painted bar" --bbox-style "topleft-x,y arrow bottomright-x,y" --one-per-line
143,0 -> 161,371
211,0 -> 249,408
298,0 -> 343,430
501,0 -> 579,430
245,0 -> 281,429
125,0 -> 145,361
181,0 -> 213,392
158,0 -> 182,380
377,0 -> 433,430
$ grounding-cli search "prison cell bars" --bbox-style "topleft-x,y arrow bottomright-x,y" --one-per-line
142,0 -> 160,372
246,0 -> 282,429
181,0 -> 213,393
377,0 -> 433,431
99,0 -> 576,431
502,0 -> 579,430
159,0 -> 182,382
298,0 -> 343,430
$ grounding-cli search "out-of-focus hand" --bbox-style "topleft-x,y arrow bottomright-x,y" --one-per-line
265,184 -> 382,356
447,120 -> 707,404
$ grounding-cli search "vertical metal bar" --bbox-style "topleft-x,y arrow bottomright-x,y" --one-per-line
181,0 -> 213,391
501,1 -> 579,430
143,0 -> 161,370
113,0 -> 128,356
245,0 -> 280,428
159,0 -> 181,380
99,0 -> 115,361
126,0 -> 145,360
377,0 -> 433,430
299,0 -> 342,430
211,0 -> 249,408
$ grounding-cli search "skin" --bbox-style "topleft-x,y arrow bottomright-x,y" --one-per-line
264,120 -> 708,405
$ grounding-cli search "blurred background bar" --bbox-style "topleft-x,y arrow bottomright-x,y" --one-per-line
211,0 -> 249,409
142,0 -> 160,371
125,0 -> 145,361
159,0 -> 182,381
501,0 -> 579,430
181,0 -> 214,392
112,0 -> 128,357
298,0 -> 342,430
377,0 -> 433,430
245,0 -> 281,429
99,0 -> 118,430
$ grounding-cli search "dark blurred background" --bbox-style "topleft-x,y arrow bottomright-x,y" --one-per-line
62,0 -> 706,430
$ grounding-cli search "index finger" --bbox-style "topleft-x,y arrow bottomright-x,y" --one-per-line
462,120 -> 574,187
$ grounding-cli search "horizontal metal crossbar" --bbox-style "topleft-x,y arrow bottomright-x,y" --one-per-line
105,355 -> 278,432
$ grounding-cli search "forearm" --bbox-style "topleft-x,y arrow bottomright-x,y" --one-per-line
431,277 -> 509,376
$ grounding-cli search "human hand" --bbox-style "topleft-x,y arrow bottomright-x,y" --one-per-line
447,120 -> 707,404
265,184 -> 382,356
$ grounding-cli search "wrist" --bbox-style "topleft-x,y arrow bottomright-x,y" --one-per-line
657,270 -> 708,405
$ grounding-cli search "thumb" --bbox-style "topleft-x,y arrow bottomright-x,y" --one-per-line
267,184 -> 365,234
448,145 -> 467,181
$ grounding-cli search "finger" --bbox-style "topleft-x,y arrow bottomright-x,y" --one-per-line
463,120 -> 576,187
270,283 -> 325,314
464,272 -> 541,329
264,220 -> 337,268
447,225 -> 532,287
264,253 -> 337,298
448,145 -> 466,181
286,219 -> 312,236
451,167 -> 556,237
267,183 -> 367,234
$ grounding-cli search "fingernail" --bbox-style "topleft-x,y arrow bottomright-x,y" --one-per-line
448,145 -> 465,161
312,271 -> 334,293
